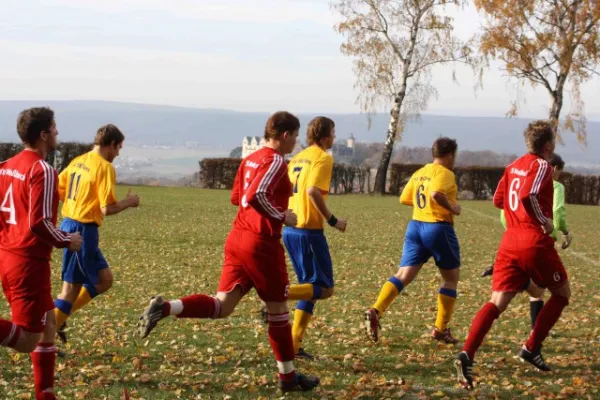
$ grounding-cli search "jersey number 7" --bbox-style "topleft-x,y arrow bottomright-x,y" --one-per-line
292,167 -> 303,194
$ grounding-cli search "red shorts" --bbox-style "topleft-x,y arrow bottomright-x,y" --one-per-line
0,250 -> 54,333
493,229 -> 568,292
218,229 -> 290,302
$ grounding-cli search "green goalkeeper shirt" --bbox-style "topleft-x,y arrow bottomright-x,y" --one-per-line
499,180 -> 568,240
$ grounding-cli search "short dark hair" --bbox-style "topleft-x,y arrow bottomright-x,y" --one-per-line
307,116 -> 335,145
94,124 -> 125,147
550,153 -> 565,170
16,107 -> 55,145
264,111 -> 300,140
432,137 -> 458,158
524,120 -> 555,153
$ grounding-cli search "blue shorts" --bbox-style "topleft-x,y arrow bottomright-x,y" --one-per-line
399,220 -> 460,270
60,218 -> 109,285
283,227 -> 334,288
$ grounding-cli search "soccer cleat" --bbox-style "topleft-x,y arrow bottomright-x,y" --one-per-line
481,265 -> 494,278
57,322 -> 68,344
432,328 -> 460,344
295,348 -> 314,361
364,308 -> 381,343
519,346 -> 551,371
259,306 -> 268,324
454,351 -> 474,390
279,372 -> 320,392
137,296 -> 167,339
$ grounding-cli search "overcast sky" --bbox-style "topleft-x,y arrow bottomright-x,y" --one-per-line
1,0 -> 599,119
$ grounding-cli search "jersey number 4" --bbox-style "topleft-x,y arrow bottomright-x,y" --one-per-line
1,183 -> 17,225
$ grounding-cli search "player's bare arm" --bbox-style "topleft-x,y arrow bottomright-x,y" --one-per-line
101,188 -> 140,216
307,186 -> 346,232
431,191 -> 461,216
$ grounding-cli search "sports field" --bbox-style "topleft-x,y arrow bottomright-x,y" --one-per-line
1,186 -> 599,399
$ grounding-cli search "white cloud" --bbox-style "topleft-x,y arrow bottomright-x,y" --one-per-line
44,0 -> 336,24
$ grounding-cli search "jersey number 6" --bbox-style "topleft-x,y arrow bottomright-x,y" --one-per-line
509,178 -> 521,212
416,184 -> 426,209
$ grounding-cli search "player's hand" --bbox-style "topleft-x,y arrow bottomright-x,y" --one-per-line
451,204 -> 461,216
542,219 -> 554,235
334,218 -> 347,232
284,210 -> 297,227
126,189 -> 140,208
67,232 -> 82,252
561,232 -> 573,249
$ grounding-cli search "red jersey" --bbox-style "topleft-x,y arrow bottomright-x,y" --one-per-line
493,153 -> 552,231
230,147 -> 292,238
0,150 -> 71,260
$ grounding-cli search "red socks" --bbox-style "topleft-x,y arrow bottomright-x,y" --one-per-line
526,295 -> 569,352
462,302 -> 500,360
0,319 -> 21,348
174,295 -> 220,319
267,313 -> 296,382
30,342 -> 56,400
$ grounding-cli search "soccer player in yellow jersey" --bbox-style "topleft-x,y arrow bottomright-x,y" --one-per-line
365,137 -> 462,344
283,116 -> 347,359
53,125 -> 140,345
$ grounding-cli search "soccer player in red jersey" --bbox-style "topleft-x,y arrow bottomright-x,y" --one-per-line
137,111 -> 320,393
455,121 -> 571,389
0,107 -> 82,400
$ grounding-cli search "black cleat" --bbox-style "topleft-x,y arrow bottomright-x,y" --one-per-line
57,322 -> 68,344
137,296 -> 167,339
481,265 -> 494,278
279,372 -> 320,392
519,346 -> 551,371
295,348 -> 314,361
454,351 -> 474,390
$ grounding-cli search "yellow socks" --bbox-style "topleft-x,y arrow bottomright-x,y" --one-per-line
292,302 -> 314,353
71,287 -> 93,314
288,284 -> 322,301
435,288 -> 457,331
372,277 -> 404,315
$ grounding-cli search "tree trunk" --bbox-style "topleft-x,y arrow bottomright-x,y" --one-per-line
549,74 -> 567,131
374,89 -> 405,194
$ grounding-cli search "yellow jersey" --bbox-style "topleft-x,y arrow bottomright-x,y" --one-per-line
400,163 -> 457,224
288,145 -> 333,229
58,151 -> 117,226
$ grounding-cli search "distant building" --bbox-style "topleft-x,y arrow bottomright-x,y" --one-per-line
327,134 -> 356,164
242,136 -> 266,158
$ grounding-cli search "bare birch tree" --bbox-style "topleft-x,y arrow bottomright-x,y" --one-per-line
475,0 -> 600,142
332,0 -> 479,194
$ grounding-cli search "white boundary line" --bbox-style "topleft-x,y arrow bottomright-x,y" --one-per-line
463,206 -> 600,267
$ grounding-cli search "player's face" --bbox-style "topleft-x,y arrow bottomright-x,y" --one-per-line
282,129 -> 299,154
107,141 -> 123,162
552,166 -> 561,180
323,127 -> 336,150
543,140 -> 556,161
41,120 -> 58,152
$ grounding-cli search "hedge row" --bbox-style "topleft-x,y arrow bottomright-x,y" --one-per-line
0,142 -> 93,172
199,158 -> 371,194
389,163 -> 599,205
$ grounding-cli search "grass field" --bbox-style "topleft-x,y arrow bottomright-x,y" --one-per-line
1,186 -> 599,399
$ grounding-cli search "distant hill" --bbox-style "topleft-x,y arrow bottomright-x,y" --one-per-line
0,100 -> 597,167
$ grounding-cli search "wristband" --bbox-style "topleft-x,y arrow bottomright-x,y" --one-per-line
327,215 -> 338,227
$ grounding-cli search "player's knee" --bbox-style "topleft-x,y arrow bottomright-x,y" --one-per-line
320,287 -> 334,299
97,280 -> 113,294
13,330 -> 41,353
